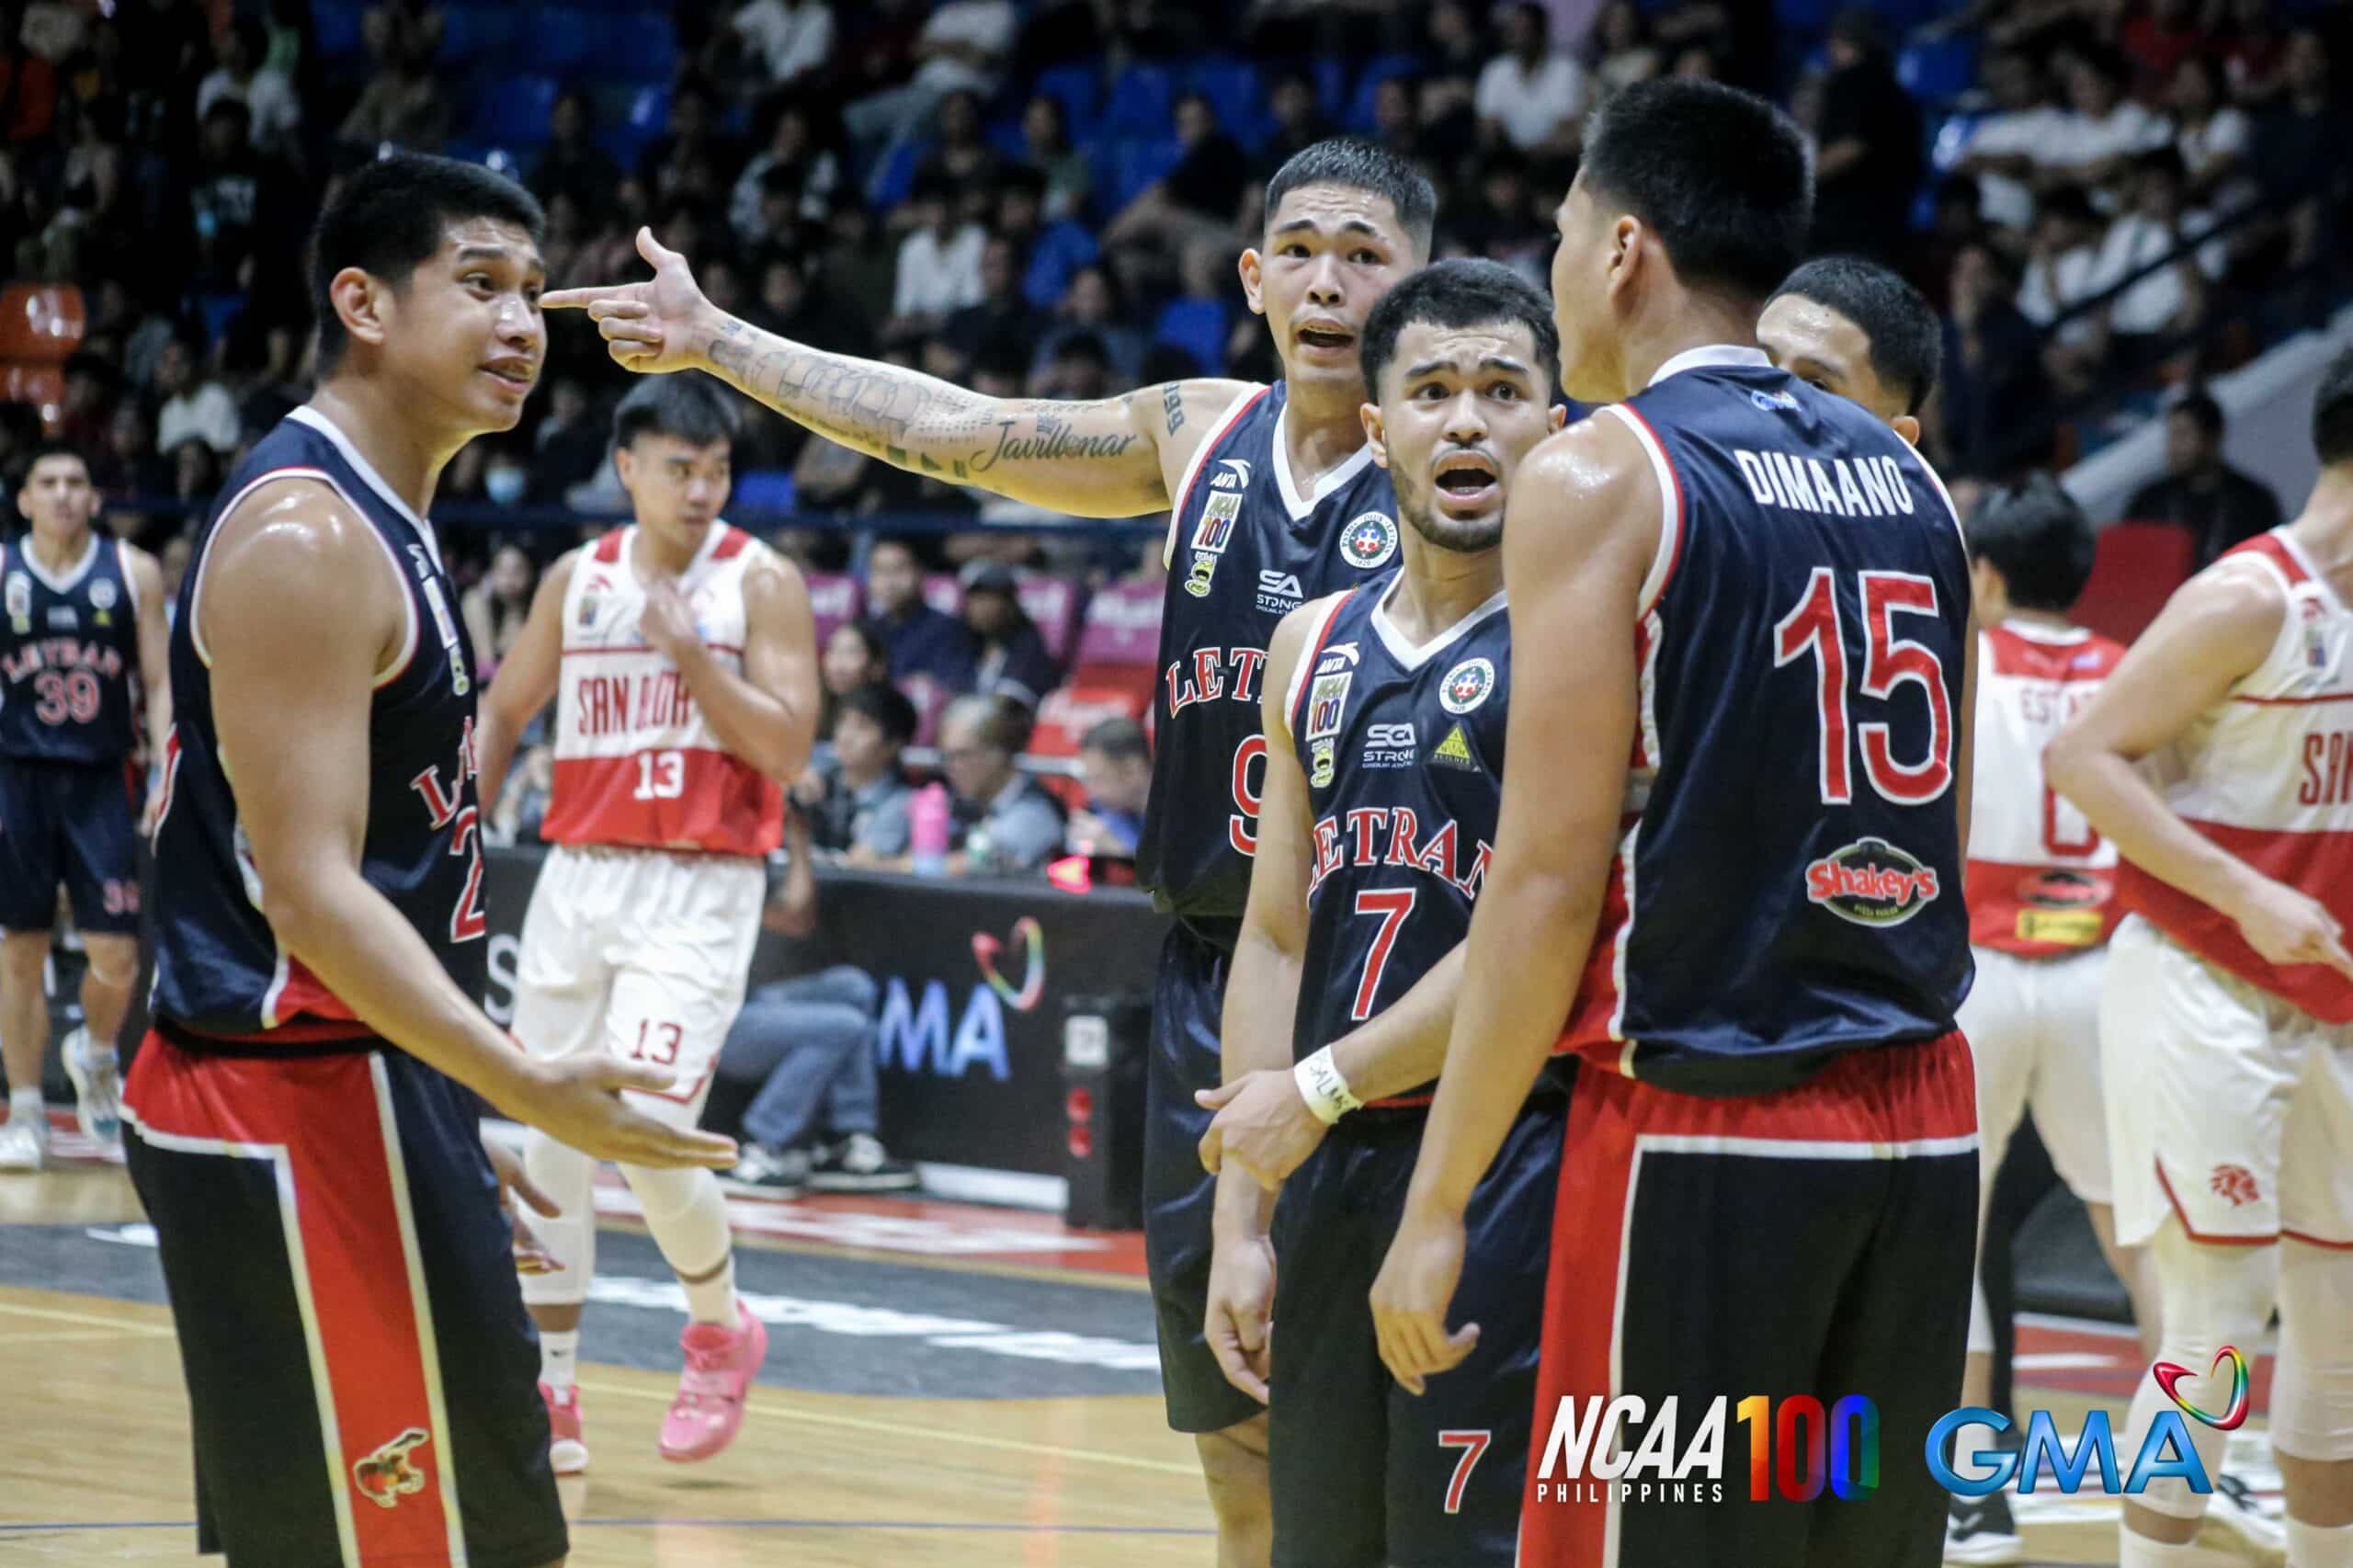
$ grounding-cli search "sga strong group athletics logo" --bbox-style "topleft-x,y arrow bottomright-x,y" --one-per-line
1927,1346 -> 2251,1496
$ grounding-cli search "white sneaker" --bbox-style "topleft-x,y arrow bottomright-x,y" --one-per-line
2200,1471 -> 2287,1563
0,1117 -> 49,1172
62,1028 -> 121,1148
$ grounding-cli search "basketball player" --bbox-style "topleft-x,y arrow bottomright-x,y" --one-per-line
1206,259 -> 1565,1568
1757,255 -> 1940,444
124,153 -> 735,1568
544,137 -> 1436,1563
1370,79 -> 1980,1567
474,375 -> 818,1471
0,443 -> 167,1169
2047,349 -> 2353,1568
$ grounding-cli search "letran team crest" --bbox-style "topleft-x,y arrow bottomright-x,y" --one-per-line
1440,657 -> 1495,715
1341,512 -> 1399,570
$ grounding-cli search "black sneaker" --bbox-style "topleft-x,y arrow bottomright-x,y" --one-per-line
722,1143 -> 809,1197
807,1133 -> 920,1192
1943,1489 -> 2022,1565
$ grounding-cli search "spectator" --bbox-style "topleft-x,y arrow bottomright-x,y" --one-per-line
1953,48 -> 2064,233
889,174 -> 985,339
2017,188 -> 2109,395
915,88 -> 1001,222
97,400 -> 168,497
843,0 -> 1017,153
634,79 -> 740,201
1476,2 -> 1590,153
863,535 -> 973,691
1035,330 -> 1114,402
56,350 -> 117,456
820,197 -> 899,328
2091,148 -> 2225,367
152,333 -> 239,456
2035,49 -> 2169,203
337,41 -> 449,151
717,813 -> 919,1195
1068,717 -> 1150,858
817,620 -> 892,739
1810,9 -> 1922,264
1914,175 -> 1988,311
196,17 -> 300,154
532,90 -> 623,212
2124,389 -> 2282,565
1262,69 -> 1333,172
2120,0 -> 2208,104
168,436 -> 223,506
2169,56 -> 2256,215
2252,29 -> 2345,275
803,678 -> 918,860
1591,1 -> 1663,103
184,97 -> 300,295
0,1 -> 55,146
957,561 -> 1059,706
1032,265 -> 1147,384
732,98 -> 840,246
2222,0 -> 2289,108
529,374 -> 604,499
1018,92 -> 1092,224
941,234 -> 1051,380
461,543 -> 534,676
994,165 -> 1096,313
1444,149 -> 1551,283
490,738 -> 556,845
938,694 -> 1065,876
1100,92 -> 1251,264
1941,241 -> 2049,477
732,0 -> 834,85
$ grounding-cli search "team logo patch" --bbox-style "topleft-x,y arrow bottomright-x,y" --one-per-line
1340,512 -> 1398,570
1429,722 -> 1478,770
1310,737 -> 1336,789
2012,868 -> 2110,948
5,573 -> 28,624
1805,837 -> 1940,926
1193,490 -> 1243,554
1315,641 -> 1359,674
1184,554 -> 1219,598
1750,387 -> 1801,413
87,578 -> 117,611
2209,1164 -> 2259,1209
1256,569 -> 1302,614
352,1427 -> 431,1510
1211,458 -> 1253,491
1306,671 -> 1352,742
1364,722 -> 1416,767
46,606 -> 76,630
1439,657 -> 1495,715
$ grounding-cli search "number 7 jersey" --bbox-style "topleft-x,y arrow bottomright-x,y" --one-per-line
540,524 -> 784,859
1555,347 -> 1975,1095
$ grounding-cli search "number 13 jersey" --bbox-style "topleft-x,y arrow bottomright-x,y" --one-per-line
540,524 -> 783,859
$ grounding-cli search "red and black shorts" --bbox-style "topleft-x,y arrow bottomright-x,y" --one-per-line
1521,1033 -> 1979,1568
123,1029 -> 566,1568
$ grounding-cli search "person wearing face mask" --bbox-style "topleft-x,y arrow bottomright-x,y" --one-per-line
460,542 -> 536,676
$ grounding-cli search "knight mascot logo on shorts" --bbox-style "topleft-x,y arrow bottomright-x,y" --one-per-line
353,1427 -> 432,1510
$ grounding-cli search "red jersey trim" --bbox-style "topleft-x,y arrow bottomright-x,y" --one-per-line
592,529 -> 627,564
2221,531 -> 2307,585
2116,822 -> 2353,1022
710,526 -> 751,562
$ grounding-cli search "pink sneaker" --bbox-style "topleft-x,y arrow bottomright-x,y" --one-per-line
540,1381 -> 587,1475
658,1301 -> 767,1463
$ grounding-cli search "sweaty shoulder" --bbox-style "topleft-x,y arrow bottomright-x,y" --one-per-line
198,475 -> 406,672
1513,415 -> 1664,562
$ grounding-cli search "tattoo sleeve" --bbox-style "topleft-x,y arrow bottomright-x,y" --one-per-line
699,315 -> 1168,517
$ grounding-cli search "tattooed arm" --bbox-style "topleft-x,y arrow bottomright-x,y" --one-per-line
545,228 -> 1256,520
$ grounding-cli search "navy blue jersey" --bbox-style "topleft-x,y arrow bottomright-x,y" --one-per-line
1137,381 -> 1404,932
1287,581 -> 1509,1102
1561,347 -> 1973,1095
0,531 -> 142,763
150,407 -> 486,1045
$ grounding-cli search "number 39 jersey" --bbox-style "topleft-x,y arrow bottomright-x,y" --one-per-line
539,523 -> 783,860
1284,583 -> 1509,1103
1137,381 -> 1403,929
1557,347 -> 1974,1095
0,531 -> 142,764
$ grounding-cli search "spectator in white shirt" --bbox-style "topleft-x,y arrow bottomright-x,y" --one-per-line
891,175 -> 985,339
2017,188 -> 2109,398
2034,49 -> 2170,203
152,334 -> 241,456
2093,148 -> 2223,346
2167,55 -> 2256,214
1954,47 -> 2065,231
844,0 -> 1017,153
195,18 -> 301,154
1476,2 -> 1590,152
732,0 -> 832,85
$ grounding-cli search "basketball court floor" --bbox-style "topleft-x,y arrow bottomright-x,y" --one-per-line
0,1113 -> 2284,1566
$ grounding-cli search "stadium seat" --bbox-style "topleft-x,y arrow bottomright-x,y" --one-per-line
474,74 -> 559,147
592,12 -> 676,83
1898,36 -> 1980,103
1345,54 -> 1419,135
802,573 -> 863,646
1185,57 -> 1268,149
0,286 -> 83,363
312,0 -> 367,62
1153,299 -> 1228,381
1015,574 -> 1084,663
1103,63 -> 1176,138
1070,580 -> 1163,686
922,573 -> 964,618
1312,58 -> 1349,121
732,469 -> 796,519
438,6 -> 520,65
866,141 -> 921,211
531,8 -> 597,73
2074,521 -> 2196,645
1108,137 -> 1184,210
1029,683 -> 1151,812
1034,62 -> 1103,140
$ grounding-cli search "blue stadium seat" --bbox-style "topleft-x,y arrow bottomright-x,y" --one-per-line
1153,299 -> 1227,380
591,12 -> 676,84
1108,136 -> 1184,210
438,6 -> 519,65
1104,63 -> 1176,137
473,74 -> 560,148
532,7 -> 597,73
1345,54 -> 1418,135
1185,57 -> 1267,150
313,1 -> 367,62
1034,62 -> 1103,140
1898,36 -> 1980,103
865,140 -> 921,210
732,470 -> 797,518
1312,57 -> 1349,121
1771,0 -> 1838,38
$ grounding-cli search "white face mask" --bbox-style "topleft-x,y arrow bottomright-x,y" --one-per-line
485,464 -> 527,506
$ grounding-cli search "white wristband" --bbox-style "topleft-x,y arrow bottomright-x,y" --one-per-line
1293,1045 -> 1362,1126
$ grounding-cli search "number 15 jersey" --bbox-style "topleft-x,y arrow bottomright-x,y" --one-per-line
540,524 -> 783,859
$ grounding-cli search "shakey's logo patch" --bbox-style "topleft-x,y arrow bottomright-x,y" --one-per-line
1805,837 -> 1940,927
353,1427 -> 431,1510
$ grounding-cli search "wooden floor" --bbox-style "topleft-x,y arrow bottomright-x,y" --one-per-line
0,1164 -> 2278,1567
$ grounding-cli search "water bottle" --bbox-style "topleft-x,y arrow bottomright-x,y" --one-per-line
909,783 -> 950,877
965,825 -> 995,877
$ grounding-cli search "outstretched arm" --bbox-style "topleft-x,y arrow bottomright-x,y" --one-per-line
545,229 -> 1255,519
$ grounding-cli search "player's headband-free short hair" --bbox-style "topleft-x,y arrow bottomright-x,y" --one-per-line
1768,256 -> 1944,415
1965,472 -> 2096,614
613,376 -> 740,451
1264,137 -> 1438,256
1359,257 -> 1561,401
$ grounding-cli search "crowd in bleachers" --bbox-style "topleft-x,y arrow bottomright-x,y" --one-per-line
1,0 -> 2349,878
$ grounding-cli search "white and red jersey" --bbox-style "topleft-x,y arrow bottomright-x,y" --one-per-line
539,523 -> 783,859
2119,530 -> 2353,1022
1966,620 -> 2127,959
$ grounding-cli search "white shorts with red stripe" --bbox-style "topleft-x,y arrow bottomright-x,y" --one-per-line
2102,914 -> 2353,1249
510,844 -> 765,1129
